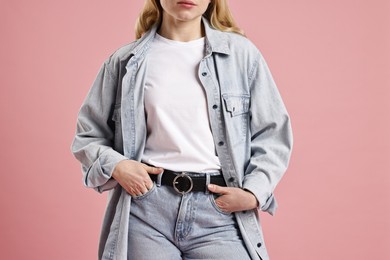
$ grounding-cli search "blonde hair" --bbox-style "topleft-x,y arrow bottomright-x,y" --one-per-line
135,0 -> 244,39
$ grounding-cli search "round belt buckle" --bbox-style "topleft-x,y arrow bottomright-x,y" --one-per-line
173,173 -> 193,195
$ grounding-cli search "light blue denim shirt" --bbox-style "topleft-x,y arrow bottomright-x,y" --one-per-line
72,18 -> 293,260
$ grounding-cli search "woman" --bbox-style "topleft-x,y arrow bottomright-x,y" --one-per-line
72,0 -> 293,259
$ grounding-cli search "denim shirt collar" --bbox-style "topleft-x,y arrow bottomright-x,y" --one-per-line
128,16 -> 230,61
202,17 -> 230,55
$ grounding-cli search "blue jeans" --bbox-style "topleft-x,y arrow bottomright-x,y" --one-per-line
128,174 -> 251,260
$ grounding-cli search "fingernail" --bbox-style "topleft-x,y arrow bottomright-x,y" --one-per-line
208,184 -> 214,189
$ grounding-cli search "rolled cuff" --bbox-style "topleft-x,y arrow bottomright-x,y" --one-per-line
84,149 -> 127,193
243,177 -> 278,216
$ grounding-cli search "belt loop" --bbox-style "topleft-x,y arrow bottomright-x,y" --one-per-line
156,171 -> 164,187
205,173 -> 211,194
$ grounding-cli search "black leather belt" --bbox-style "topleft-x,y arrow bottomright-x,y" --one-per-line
149,169 -> 226,195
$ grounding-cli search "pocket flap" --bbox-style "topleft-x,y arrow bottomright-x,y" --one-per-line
222,94 -> 250,116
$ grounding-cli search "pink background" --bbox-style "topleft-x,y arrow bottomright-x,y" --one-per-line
1,0 -> 389,259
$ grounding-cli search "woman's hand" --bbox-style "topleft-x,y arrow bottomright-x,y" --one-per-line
207,184 -> 259,213
112,160 -> 163,196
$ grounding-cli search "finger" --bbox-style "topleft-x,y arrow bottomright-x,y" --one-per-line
130,187 -> 143,197
131,182 -> 147,194
127,187 -> 136,196
144,179 -> 154,190
143,164 -> 164,175
214,197 -> 231,213
215,199 -> 227,211
140,185 -> 149,194
208,184 -> 229,194
127,184 -> 143,196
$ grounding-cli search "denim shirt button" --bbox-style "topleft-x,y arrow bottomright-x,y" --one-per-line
202,72 -> 208,76
218,141 -> 224,146
212,104 -> 218,109
257,242 -> 262,248
228,177 -> 235,182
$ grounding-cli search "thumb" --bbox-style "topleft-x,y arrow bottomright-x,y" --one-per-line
208,184 -> 229,194
143,164 -> 164,175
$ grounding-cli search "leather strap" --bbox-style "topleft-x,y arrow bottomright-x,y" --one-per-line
149,169 -> 226,194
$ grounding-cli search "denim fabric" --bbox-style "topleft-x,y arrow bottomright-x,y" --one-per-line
128,176 -> 251,260
72,17 -> 293,260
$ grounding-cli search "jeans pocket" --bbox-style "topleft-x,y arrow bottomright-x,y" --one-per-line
132,182 -> 157,200
209,194 -> 231,216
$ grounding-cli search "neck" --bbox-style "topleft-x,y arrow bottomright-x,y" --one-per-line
158,15 -> 204,42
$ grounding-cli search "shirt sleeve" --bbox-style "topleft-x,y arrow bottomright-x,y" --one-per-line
242,53 -> 293,215
71,61 -> 127,193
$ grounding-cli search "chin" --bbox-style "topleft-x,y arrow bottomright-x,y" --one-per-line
176,15 -> 202,22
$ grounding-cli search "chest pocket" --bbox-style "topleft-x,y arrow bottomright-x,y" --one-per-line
223,94 -> 250,116
222,94 -> 250,141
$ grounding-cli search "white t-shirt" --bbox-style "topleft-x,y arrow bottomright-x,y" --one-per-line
141,34 -> 221,172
